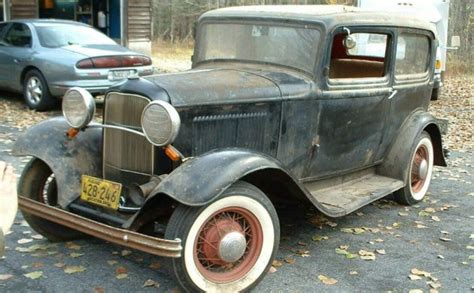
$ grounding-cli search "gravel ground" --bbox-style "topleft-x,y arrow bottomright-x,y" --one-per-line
0,74 -> 473,292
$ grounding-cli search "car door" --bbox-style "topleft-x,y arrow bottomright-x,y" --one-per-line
306,27 -> 395,178
377,29 -> 435,157
0,22 -> 34,91
0,22 -> 12,88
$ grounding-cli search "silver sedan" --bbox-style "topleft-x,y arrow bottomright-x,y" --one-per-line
0,19 -> 153,110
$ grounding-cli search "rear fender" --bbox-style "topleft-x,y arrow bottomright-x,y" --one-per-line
12,118 -> 102,208
378,110 -> 447,182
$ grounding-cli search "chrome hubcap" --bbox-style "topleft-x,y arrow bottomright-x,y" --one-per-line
418,159 -> 428,180
218,231 -> 247,263
26,77 -> 43,104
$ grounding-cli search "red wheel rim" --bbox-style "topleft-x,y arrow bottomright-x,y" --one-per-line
411,144 -> 429,193
193,207 -> 263,283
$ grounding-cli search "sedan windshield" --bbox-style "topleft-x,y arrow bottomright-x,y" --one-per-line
36,24 -> 116,48
196,22 -> 320,74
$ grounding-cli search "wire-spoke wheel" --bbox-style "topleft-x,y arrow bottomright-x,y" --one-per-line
22,69 -> 57,111
165,181 -> 279,292
394,131 -> 434,205
18,158 -> 82,241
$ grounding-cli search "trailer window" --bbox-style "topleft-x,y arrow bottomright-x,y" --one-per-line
395,34 -> 430,75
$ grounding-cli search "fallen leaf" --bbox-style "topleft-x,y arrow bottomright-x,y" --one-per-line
428,281 -> 442,289
374,238 -> 384,243
116,266 -> 128,274
121,250 -> 132,256
92,287 -> 105,293
345,252 -> 358,259
349,271 -> 358,275
356,212 -> 364,216
411,268 -> 431,277
54,263 -> 66,268
437,255 -> 445,259
468,255 -> 474,260
107,260 -> 118,266
31,235 -> 43,240
466,245 -> 474,250
359,250 -> 376,261
297,241 -> 307,246
0,274 -> 13,281
32,262 -> 44,268
398,212 -> 409,216
341,228 -> 353,233
335,248 -> 348,255
116,273 -> 128,279
339,245 -> 349,250
142,279 -> 160,288
353,228 -> 365,234
375,249 -> 386,255
284,258 -> 296,264
272,260 -> 283,267
24,271 -> 43,279
64,266 -> 86,274
439,237 -> 451,242
268,266 -> 277,273
17,238 -> 33,244
431,216 -> 441,222
409,290 -> 423,293
65,242 -> 81,250
296,249 -> 310,257
470,234 -> 474,239
70,252 -> 84,258
312,235 -> 329,241
318,274 -> 338,285
149,262 -> 161,270
409,274 -> 423,280
326,221 -> 338,227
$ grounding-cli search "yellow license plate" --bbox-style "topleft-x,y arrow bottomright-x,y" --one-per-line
80,175 -> 122,210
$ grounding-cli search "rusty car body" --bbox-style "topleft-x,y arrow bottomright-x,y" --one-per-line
13,5 -> 446,292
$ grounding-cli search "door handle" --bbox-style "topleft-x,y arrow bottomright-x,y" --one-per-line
387,89 -> 398,100
13,58 -> 21,64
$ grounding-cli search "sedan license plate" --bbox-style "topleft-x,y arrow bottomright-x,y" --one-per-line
80,175 -> 122,210
108,69 -> 137,81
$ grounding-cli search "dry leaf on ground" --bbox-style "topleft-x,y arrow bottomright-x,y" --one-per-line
64,266 -> 86,274
318,274 -> 338,285
24,271 -> 43,279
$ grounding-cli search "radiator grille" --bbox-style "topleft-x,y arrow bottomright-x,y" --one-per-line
103,93 -> 152,184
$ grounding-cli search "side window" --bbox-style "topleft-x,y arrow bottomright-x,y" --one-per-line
4,23 -> 32,47
329,31 -> 389,79
395,33 -> 430,76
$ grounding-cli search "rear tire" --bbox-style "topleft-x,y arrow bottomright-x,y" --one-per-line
165,181 -> 280,292
394,131 -> 434,205
18,159 -> 82,241
23,69 -> 57,111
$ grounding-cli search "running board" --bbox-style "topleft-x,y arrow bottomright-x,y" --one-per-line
303,169 -> 404,217
18,196 -> 182,258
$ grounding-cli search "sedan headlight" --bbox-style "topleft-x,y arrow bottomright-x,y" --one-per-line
62,87 -> 95,129
141,101 -> 180,146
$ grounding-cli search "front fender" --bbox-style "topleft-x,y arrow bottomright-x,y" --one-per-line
12,117 -> 102,208
149,148 -> 284,206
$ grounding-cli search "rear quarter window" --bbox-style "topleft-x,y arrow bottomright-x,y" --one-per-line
395,33 -> 430,76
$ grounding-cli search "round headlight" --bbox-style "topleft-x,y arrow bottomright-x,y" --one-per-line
141,101 -> 180,146
62,87 -> 95,129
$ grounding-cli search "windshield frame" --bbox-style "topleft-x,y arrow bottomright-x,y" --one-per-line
194,19 -> 322,77
34,23 -> 116,48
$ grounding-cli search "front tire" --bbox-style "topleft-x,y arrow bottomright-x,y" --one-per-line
165,181 -> 280,292
18,159 -> 82,241
394,131 -> 434,205
23,69 -> 57,111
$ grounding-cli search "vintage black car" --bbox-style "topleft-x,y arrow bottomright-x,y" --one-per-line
13,5 -> 446,292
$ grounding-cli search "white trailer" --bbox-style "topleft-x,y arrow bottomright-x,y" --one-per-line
357,0 -> 457,100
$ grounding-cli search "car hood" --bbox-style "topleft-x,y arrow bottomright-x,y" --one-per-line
144,68 -> 284,107
59,44 -> 138,58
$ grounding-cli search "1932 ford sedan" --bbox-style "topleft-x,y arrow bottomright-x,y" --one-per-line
13,5 -> 447,292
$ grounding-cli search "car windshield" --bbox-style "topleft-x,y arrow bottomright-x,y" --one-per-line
36,24 -> 116,48
196,22 -> 320,74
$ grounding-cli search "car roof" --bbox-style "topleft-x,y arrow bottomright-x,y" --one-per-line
200,5 -> 437,35
4,19 -> 90,27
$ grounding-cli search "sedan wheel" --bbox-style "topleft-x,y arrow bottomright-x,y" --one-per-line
26,76 -> 43,105
23,69 -> 57,111
165,181 -> 280,292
